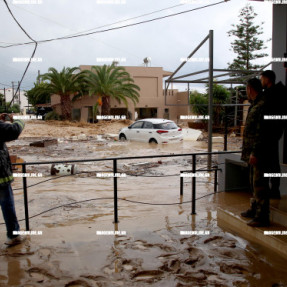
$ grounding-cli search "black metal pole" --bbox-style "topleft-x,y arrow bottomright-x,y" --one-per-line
207,30 -> 214,170
192,155 -> 196,214
180,171 -> 183,196
224,106 -> 228,151
113,159 -> 119,223
214,166 -> 218,193
22,163 -> 30,231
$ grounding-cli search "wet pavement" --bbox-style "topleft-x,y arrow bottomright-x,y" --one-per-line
1,136 -> 287,286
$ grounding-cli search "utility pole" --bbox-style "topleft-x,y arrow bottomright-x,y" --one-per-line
18,81 -> 21,107
11,81 -> 14,105
4,88 -> 7,112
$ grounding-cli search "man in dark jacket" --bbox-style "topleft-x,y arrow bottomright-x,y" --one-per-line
0,113 -> 25,246
260,70 -> 287,199
241,78 -> 270,227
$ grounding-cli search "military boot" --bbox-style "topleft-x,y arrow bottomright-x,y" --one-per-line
241,198 -> 256,218
247,199 -> 270,227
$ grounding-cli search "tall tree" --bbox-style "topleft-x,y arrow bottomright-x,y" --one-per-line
38,67 -> 87,120
228,4 -> 268,71
24,82 -> 51,107
86,64 -> 140,116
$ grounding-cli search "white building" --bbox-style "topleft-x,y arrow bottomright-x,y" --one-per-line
0,88 -> 28,111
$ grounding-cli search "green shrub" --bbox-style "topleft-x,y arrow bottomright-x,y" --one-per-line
189,84 -> 231,127
189,91 -> 208,116
45,111 -> 60,120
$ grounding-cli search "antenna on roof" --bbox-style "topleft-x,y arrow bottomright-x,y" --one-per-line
143,57 -> 151,67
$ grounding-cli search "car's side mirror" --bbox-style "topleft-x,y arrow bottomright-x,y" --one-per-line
128,126 -> 131,129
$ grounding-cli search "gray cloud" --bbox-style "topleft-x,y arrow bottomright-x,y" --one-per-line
0,0 -> 272,92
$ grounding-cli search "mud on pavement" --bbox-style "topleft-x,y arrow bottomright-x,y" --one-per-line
0,121 -> 287,287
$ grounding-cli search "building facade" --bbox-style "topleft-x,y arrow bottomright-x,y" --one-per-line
0,88 -> 28,111
50,65 -> 189,122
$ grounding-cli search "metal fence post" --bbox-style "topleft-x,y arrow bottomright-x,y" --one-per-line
224,106 -> 228,151
180,171 -> 183,196
207,29 -> 214,170
192,155 -> 196,214
22,163 -> 30,231
214,165 -> 218,193
113,159 -> 119,223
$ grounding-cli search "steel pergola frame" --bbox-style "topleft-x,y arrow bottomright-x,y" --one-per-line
164,30 -> 271,168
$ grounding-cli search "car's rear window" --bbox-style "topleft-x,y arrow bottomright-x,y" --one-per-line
153,122 -> 178,130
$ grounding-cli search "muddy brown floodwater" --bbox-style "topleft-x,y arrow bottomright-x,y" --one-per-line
0,121 -> 287,287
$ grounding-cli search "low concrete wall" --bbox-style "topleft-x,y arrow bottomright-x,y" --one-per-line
218,152 -> 287,195
218,153 -> 248,192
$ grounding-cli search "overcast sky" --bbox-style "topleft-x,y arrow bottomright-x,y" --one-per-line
0,0 -> 273,93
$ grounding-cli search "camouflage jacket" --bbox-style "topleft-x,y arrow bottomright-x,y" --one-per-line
241,94 -> 265,163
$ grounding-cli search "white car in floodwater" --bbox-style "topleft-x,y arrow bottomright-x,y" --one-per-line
119,118 -> 183,144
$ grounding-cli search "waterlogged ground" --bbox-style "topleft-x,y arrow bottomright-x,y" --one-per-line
0,122 -> 287,286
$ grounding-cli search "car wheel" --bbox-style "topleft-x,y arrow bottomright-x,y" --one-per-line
149,138 -> 158,144
119,134 -> 127,141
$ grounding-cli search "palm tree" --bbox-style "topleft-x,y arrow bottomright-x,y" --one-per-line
85,64 -> 140,116
38,67 -> 87,120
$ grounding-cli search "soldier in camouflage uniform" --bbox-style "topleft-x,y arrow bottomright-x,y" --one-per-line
241,78 -> 270,227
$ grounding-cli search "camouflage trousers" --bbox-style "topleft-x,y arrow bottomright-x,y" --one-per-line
249,164 -> 270,219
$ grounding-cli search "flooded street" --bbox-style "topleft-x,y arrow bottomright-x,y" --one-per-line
1,125 -> 287,287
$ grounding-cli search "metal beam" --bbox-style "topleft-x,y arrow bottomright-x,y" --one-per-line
213,68 -> 261,73
208,30 -> 213,169
191,71 -> 233,82
169,69 -> 209,80
166,34 -> 209,90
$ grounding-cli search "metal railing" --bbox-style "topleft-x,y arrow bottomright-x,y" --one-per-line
12,150 -> 240,231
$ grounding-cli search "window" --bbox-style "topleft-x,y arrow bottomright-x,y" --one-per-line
153,122 -> 178,130
143,121 -> 153,129
131,121 -> 143,129
72,109 -> 81,121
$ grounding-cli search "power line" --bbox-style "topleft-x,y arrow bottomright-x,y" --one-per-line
12,2 -> 185,39
2,0 -> 38,107
0,0 -> 229,49
0,82 -> 12,88
10,2 -> 150,61
62,3 -> 186,38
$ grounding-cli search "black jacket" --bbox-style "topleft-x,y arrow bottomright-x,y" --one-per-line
0,120 -> 25,187
262,81 -> 287,142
